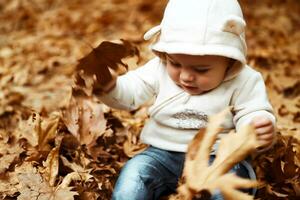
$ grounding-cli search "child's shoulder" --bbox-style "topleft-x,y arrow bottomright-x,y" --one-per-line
235,65 -> 263,82
240,64 -> 261,75
224,65 -> 265,90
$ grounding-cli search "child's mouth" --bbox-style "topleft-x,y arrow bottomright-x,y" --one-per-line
182,84 -> 198,90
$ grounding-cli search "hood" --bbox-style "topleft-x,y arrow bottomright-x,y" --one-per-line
144,0 -> 247,81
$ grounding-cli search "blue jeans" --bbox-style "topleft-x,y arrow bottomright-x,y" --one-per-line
112,146 -> 253,200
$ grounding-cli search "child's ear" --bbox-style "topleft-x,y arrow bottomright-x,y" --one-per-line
221,15 -> 246,36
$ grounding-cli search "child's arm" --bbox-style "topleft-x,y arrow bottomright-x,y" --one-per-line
99,58 -> 161,110
231,69 -> 276,151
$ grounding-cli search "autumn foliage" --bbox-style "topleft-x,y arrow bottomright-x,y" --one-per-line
0,0 -> 299,199
170,109 -> 258,200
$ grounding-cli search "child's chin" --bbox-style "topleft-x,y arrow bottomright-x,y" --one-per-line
183,88 -> 203,95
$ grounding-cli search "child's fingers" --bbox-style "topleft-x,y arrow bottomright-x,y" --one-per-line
251,117 -> 272,128
257,132 -> 274,141
73,71 -> 86,87
255,124 -> 274,135
258,133 -> 274,145
93,74 -> 117,94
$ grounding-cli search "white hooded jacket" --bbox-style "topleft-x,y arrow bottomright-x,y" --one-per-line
100,0 -> 275,153
100,58 -> 275,152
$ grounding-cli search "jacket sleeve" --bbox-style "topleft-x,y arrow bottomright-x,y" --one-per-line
99,57 -> 161,110
232,70 -> 276,151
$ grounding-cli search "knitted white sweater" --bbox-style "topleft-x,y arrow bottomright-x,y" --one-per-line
100,57 -> 275,152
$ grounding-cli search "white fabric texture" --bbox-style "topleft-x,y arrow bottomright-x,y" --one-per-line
99,0 -> 276,153
100,58 -> 275,152
144,0 -> 247,81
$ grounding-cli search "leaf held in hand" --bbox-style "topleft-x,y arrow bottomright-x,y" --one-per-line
76,39 -> 139,89
172,108 -> 259,200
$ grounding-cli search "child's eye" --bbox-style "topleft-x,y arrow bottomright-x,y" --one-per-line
195,68 -> 209,73
170,61 -> 181,67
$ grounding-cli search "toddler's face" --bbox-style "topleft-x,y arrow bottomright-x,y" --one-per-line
166,54 -> 230,95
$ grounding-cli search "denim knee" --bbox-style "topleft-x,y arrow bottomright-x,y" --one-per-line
112,154 -> 163,200
112,147 -> 185,200
112,175 -> 148,200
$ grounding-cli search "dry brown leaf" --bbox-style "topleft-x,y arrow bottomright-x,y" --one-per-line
76,40 -> 139,88
18,76 -> 73,113
209,173 -> 257,200
253,132 -> 300,198
111,107 -> 149,157
0,0 -> 299,199
0,139 -> 24,174
0,89 -> 24,115
283,81 -> 300,98
123,129 -> 148,158
85,128 -> 115,160
40,136 -> 63,186
0,146 -> 24,174
59,172 -> 93,189
80,192 -> 100,200
172,109 -> 258,200
62,97 -> 108,147
16,113 -> 41,147
15,162 -> 78,200
81,99 -> 107,145
60,155 -> 90,173
16,112 -> 60,151
0,173 -> 19,198
38,113 -> 60,150
62,97 -> 80,137
213,127 -> 258,177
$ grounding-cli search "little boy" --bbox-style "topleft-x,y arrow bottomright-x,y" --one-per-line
89,0 -> 276,199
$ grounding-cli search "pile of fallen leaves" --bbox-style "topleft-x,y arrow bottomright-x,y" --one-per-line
242,0 -> 300,199
0,0 -> 299,199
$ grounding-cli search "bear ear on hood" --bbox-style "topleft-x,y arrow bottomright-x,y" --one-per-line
144,25 -> 161,40
221,15 -> 246,36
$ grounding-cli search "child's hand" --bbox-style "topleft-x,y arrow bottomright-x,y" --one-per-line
92,69 -> 117,93
75,40 -> 138,94
75,68 -> 117,94
251,116 -> 275,149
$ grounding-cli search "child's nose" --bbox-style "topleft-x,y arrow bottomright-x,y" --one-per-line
180,68 -> 194,82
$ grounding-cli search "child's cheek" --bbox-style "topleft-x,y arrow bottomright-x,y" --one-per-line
196,76 -> 214,89
166,67 -> 180,83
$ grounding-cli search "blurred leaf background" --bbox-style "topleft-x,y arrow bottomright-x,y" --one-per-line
0,0 -> 299,199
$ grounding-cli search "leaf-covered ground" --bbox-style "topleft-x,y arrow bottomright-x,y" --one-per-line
0,0 -> 299,199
